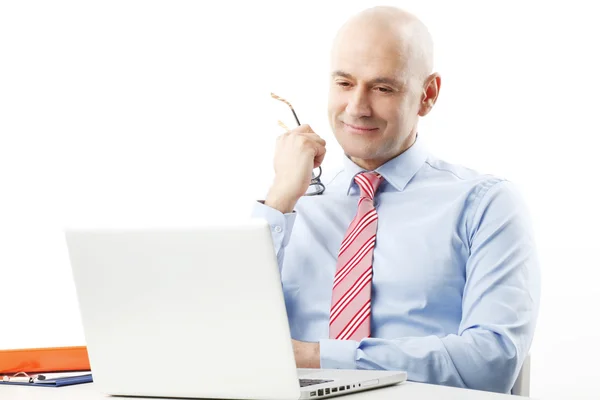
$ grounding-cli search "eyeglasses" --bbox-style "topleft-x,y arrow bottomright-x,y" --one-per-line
1,371 -> 47,383
271,92 -> 325,196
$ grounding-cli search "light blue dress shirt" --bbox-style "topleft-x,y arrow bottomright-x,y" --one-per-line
251,136 -> 541,394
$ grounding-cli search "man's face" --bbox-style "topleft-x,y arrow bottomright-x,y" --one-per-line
328,27 -> 423,169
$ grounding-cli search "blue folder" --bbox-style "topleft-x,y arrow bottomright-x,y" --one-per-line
0,373 -> 92,387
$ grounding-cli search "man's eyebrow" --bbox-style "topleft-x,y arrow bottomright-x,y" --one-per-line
370,77 -> 403,87
331,70 -> 403,87
332,70 -> 353,79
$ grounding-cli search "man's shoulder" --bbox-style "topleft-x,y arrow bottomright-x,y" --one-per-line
419,155 -> 510,193
422,156 -> 532,239
423,156 -> 499,182
420,155 -> 527,208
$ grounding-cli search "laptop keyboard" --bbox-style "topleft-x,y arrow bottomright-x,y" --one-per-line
299,378 -> 334,387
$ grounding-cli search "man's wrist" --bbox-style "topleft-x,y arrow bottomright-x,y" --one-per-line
319,339 -> 358,369
310,342 -> 321,368
264,190 -> 298,214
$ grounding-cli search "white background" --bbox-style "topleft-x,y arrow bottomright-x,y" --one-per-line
1,1 -> 599,398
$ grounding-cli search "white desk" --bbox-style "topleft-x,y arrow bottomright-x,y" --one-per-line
1,381 -> 536,400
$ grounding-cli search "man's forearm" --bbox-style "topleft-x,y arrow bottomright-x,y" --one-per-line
251,200 -> 297,273
319,329 -> 520,393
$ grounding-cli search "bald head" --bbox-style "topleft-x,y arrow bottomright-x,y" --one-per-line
332,6 -> 434,81
327,6 -> 441,171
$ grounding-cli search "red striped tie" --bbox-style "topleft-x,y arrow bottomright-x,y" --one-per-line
329,171 -> 384,341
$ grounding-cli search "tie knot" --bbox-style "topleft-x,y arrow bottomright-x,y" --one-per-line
354,171 -> 384,200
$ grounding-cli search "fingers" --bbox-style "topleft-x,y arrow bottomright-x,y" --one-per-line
296,131 -> 326,147
275,123 -> 327,169
288,125 -> 326,144
314,145 -> 326,169
294,124 -> 315,134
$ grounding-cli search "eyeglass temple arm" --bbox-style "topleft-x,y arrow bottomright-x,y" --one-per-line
291,109 -> 300,126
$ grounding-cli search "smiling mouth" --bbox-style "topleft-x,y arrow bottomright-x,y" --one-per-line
343,122 -> 379,132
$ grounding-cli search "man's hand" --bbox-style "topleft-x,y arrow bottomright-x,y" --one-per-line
265,124 -> 327,214
292,339 -> 321,369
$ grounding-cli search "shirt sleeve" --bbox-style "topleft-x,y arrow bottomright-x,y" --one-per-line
251,200 -> 297,273
319,180 -> 541,394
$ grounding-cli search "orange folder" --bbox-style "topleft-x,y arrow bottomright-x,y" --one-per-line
0,346 -> 90,374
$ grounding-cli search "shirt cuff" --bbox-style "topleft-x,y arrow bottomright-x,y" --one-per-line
319,339 -> 359,369
251,201 -> 297,248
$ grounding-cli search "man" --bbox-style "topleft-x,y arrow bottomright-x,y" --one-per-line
252,6 -> 540,394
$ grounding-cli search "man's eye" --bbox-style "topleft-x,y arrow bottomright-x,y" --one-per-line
336,81 -> 351,87
375,87 -> 392,93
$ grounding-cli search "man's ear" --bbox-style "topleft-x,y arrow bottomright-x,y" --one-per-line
419,73 -> 441,117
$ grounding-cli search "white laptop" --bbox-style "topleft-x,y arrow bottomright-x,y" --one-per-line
65,219 -> 407,400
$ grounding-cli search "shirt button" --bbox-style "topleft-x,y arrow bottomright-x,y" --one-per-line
273,225 -> 283,233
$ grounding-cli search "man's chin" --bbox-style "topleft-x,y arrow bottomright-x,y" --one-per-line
343,149 -> 381,165
339,139 -> 379,156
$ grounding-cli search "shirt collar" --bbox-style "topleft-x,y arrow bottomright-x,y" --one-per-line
341,134 -> 429,195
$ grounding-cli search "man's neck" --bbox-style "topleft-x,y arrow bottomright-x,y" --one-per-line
350,131 -> 418,171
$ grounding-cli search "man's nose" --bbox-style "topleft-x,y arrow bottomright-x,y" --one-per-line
345,88 -> 372,118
